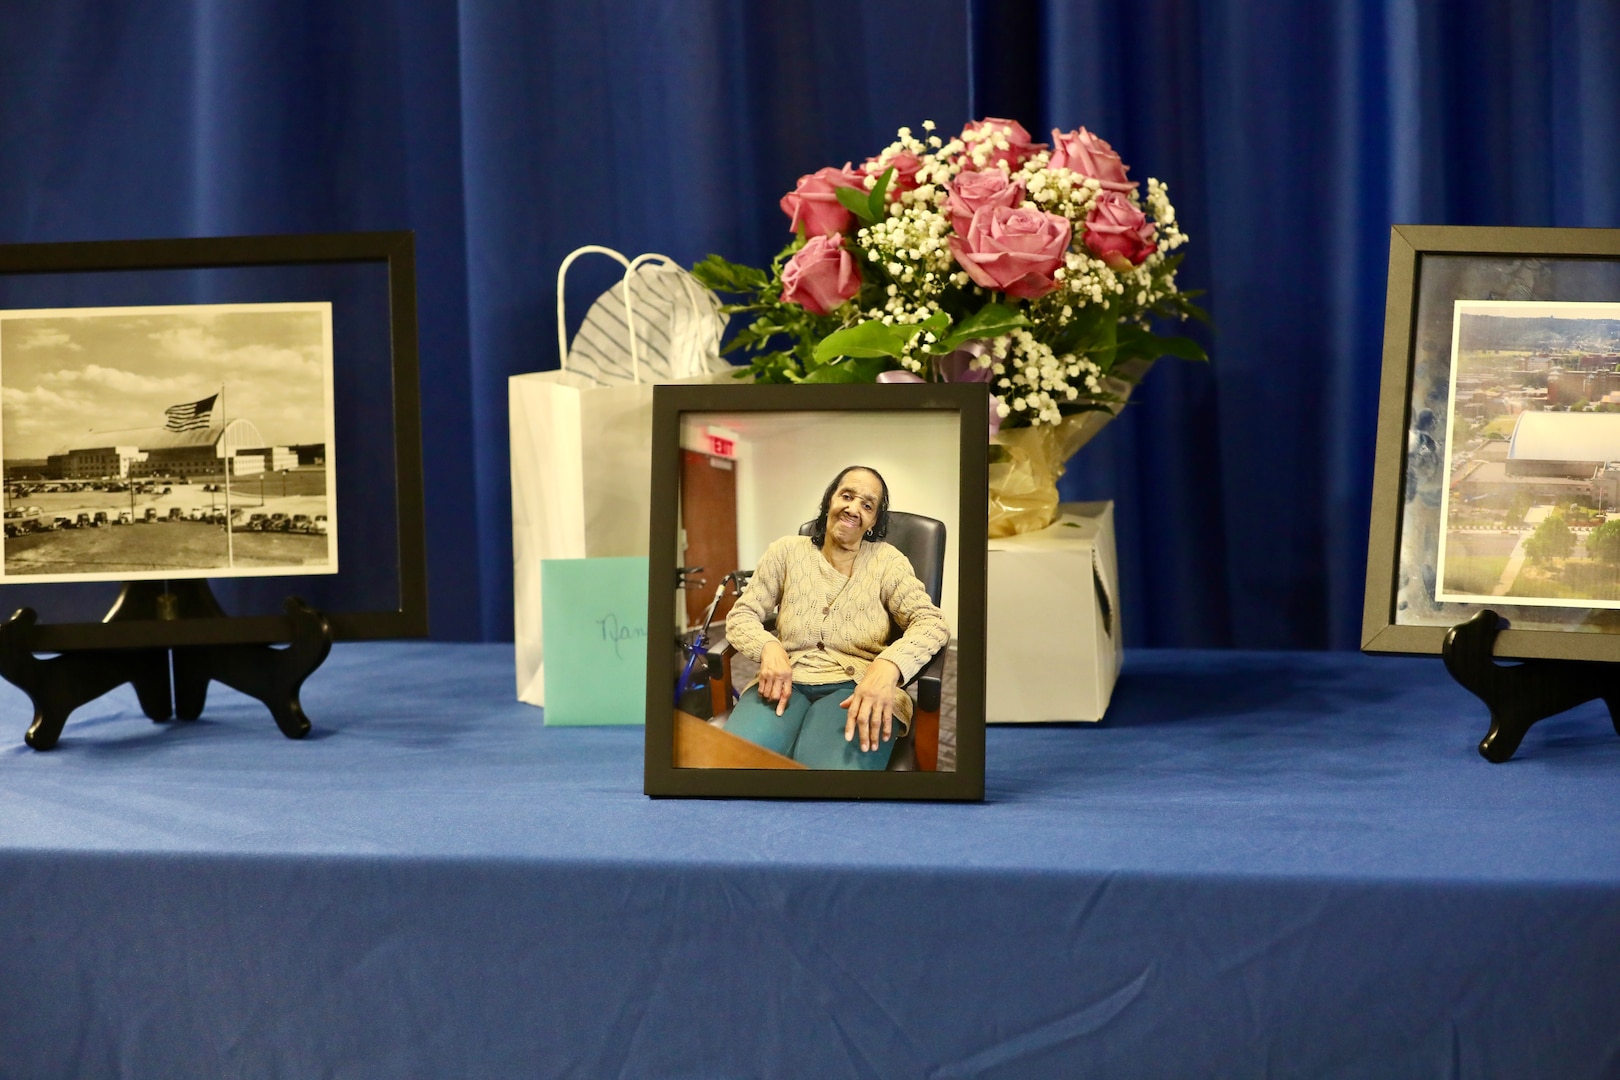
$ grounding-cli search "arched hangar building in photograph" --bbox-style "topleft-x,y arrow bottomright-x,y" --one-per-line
37,420 -> 322,481
1452,411 -> 1620,505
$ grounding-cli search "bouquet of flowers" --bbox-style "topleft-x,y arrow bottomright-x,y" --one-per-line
692,117 -> 1205,534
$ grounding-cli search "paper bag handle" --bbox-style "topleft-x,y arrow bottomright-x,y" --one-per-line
622,252 -> 714,384
556,245 -> 631,375
557,245 -> 714,384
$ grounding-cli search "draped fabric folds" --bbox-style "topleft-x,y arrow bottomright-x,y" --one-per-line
0,1 -> 1615,648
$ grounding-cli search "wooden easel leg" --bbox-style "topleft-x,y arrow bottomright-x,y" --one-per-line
1443,609 -> 1620,762
171,598 -> 332,740
0,607 -> 173,750
0,593 -> 331,748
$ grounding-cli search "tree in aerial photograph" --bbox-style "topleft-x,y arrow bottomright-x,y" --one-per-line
1587,519 -> 1620,564
1523,511 -> 1575,562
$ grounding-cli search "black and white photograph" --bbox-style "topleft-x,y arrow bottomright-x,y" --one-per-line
0,301 -> 338,584
1436,299 -> 1620,609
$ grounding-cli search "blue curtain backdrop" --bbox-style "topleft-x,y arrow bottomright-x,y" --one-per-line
0,0 -> 1616,649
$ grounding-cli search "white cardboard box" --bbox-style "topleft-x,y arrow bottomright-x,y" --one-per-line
986,501 -> 1122,723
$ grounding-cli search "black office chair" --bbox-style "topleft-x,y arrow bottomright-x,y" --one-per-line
709,510 -> 949,771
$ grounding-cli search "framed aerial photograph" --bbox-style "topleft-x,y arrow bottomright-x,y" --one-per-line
0,232 -> 426,650
1363,225 -> 1620,661
643,381 -> 987,800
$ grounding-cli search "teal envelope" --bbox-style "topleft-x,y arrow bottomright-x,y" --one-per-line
539,556 -> 649,725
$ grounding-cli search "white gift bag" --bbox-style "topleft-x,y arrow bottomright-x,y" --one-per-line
511,246 -> 729,705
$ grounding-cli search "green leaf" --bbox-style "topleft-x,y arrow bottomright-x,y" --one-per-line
1147,334 -> 1208,362
1179,296 -> 1212,324
1117,323 -> 1207,363
745,350 -> 802,384
1034,318 -> 1124,373
813,321 -> 915,361
835,185 -> 876,224
1045,305 -> 1110,356
800,356 -> 893,383
866,168 -> 894,220
934,303 -> 1031,352
690,254 -> 769,294
911,309 -> 952,348
1076,311 -> 1119,351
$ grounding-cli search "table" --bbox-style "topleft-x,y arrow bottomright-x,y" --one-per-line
673,708 -> 804,768
1,644 -> 1616,1077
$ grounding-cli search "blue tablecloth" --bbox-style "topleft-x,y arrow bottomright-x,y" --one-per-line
1,644 -> 1617,1078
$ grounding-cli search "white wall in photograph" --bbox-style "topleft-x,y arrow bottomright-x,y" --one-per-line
686,410 -> 962,630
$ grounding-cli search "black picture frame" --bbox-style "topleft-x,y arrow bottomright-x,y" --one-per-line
644,381 -> 987,800
0,231 -> 427,650
1363,224 -> 1620,661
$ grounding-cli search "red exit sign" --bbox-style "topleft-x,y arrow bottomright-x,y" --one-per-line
706,434 -> 736,458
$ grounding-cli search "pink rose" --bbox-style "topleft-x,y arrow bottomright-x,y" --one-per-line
945,169 -> 1028,236
779,165 -> 866,237
862,151 -> 924,195
948,205 -> 1071,300
960,117 -> 1045,171
1083,191 -> 1157,270
780,234 -> 862,315
1049,127 -> 1136,193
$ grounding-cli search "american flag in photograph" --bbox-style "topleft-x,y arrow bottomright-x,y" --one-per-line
164,393 -> 218,432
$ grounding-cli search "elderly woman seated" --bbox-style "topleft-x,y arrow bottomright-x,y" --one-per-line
723,465 -> 950,769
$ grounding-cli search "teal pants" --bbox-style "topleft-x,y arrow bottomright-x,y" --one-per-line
725,680 -> 894,770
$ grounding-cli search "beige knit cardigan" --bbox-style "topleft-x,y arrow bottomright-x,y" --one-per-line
724,535 -> 951,730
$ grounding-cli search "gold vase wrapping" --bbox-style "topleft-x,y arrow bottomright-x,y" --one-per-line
987,363 -> 1147,538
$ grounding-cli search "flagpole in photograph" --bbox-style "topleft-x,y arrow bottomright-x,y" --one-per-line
219,384 -> 233,569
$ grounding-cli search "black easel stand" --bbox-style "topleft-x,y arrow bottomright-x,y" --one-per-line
1442,608 -> 1620,762
0,581 -> 332,750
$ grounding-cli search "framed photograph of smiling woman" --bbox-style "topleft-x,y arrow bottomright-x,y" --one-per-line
643,381 -> 987,800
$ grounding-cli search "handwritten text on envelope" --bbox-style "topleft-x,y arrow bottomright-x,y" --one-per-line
539,556 -> 649,725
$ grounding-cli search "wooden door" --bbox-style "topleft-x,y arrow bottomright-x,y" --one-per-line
679,449 -> 739,630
